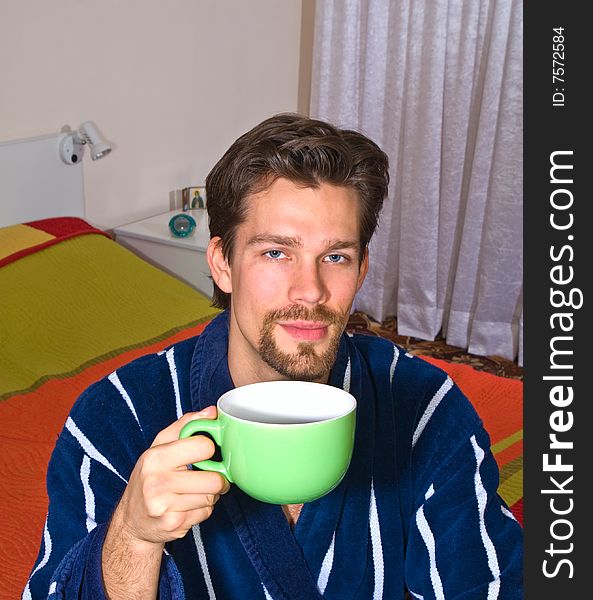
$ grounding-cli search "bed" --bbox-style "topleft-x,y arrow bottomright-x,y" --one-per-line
0,217 -> 220,598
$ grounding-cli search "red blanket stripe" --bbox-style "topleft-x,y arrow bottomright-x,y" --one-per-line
0,217 -> 111,269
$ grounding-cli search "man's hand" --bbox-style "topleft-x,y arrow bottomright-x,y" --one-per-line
115,406 -> 229,545
102,407 -> 230,599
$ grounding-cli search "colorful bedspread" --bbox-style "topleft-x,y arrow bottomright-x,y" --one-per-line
0,218 -> 219,599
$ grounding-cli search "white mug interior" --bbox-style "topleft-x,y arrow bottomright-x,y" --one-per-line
218,380 -> 356,425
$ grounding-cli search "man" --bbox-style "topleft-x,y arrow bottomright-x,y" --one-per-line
25,114 -> 523,599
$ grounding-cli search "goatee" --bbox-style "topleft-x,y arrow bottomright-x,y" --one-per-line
258,305 -> 347,381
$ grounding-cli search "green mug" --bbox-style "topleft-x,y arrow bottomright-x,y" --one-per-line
179,380 -> 357,504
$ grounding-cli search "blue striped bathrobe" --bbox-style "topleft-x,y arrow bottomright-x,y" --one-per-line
24,311 -> 523,599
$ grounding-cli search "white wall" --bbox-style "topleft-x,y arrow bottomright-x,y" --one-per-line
0,0 -> 303,229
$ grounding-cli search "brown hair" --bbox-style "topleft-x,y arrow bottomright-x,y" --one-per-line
206,113 -> 389,309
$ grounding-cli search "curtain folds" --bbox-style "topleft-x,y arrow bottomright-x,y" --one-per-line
310,0 -> 523,364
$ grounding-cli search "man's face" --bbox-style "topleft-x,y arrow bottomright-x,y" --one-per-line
209,178 -> 368,386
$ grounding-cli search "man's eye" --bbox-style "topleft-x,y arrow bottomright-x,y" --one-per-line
325,254 -> 347,263
264,250 -> 286,259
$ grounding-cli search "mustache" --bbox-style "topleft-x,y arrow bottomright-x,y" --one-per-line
263,304 -> 345,327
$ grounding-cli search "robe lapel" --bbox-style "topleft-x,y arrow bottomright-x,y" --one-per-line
309,336 -> 374,599
222,489 -> 324,600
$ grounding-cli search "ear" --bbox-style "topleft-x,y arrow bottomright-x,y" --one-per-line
356,248 -> 369,292
207,237 -> 232,293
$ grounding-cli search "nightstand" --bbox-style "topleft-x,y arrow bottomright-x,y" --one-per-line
113,209 -> 213,298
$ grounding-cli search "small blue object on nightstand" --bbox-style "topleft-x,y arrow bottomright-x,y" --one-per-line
168,213 -> 196,238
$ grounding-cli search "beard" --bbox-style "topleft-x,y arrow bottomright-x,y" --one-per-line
258,304 -> 348,381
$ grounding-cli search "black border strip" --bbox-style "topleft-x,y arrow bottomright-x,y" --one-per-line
524,3 -> 588,596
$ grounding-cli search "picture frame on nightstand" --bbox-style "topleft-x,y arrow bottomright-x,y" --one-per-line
182,186 -> 206,210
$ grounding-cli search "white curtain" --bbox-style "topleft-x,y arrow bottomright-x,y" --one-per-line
310,0 -> 523,364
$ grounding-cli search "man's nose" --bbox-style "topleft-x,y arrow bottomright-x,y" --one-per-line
287,261 -> 328,306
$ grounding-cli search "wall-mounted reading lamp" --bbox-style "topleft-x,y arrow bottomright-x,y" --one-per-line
60,121 -> 113,165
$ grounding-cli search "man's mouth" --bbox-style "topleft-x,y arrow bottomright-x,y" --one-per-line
277,321 -> 329,342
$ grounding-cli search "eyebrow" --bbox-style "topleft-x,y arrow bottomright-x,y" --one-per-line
247,234 -> 359,253
247,234 -> 303,248
326,240 -> 360,252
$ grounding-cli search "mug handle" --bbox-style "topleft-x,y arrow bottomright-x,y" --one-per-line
179,419 -> 233,482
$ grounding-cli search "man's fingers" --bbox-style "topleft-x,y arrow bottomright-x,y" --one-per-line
143,469 -> 227,517
152,407 -> 217,446
159,492 -> 222,515
142,435 -> 219,475
169,506 -> 219,536
150,504 -> 219,538
146,489 -> 223,518
169,469 -> 230,496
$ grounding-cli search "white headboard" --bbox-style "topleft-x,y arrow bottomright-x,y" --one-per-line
0,133 -> 85,227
